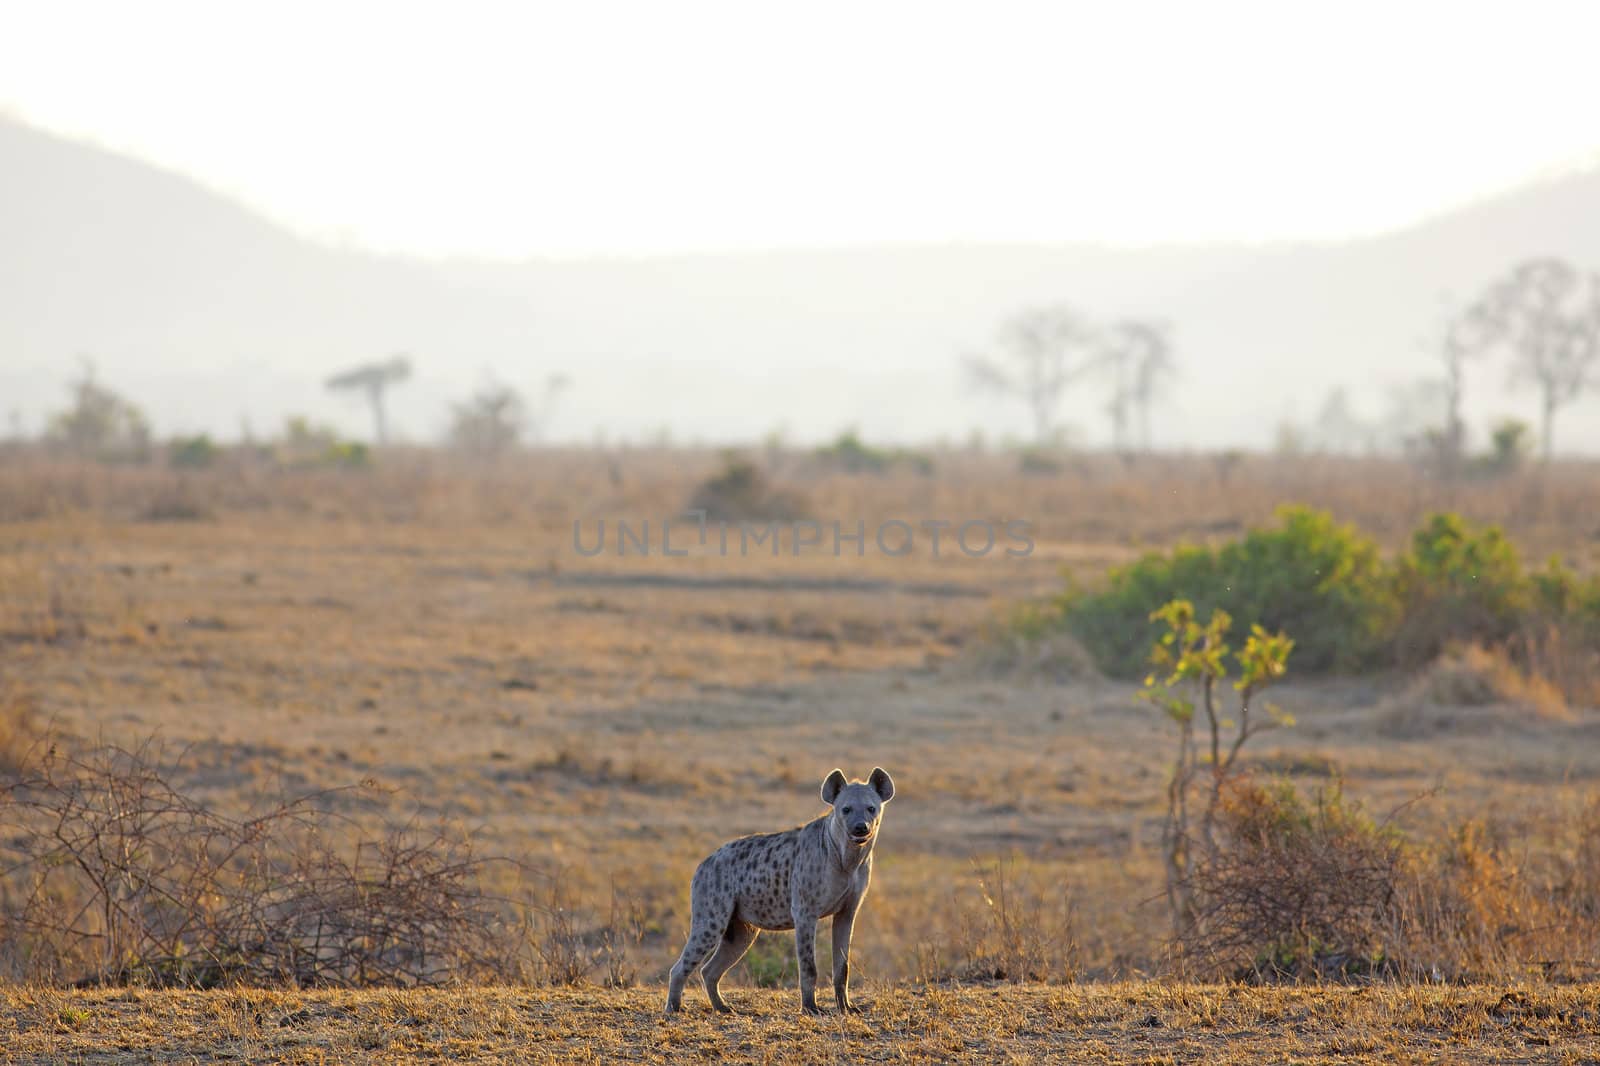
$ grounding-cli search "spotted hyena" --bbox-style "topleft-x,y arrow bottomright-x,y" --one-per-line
664,767 -> 895,1015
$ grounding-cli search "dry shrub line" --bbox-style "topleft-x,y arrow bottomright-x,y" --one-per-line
1171,780 -> 1600,984
0,737 -> 520,988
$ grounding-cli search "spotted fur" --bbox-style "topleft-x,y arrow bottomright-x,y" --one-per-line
664,767 -> 895,1014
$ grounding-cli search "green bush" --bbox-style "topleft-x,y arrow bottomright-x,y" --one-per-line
1530,557 -> 1600,624
1017,448 -> 1064,475
813,429 -> 934,476
1392,514 -> 1526,664
1048,507 -> 1600,683
274,417 -> 370,469
1468,419 -> 1530,477
168,434 -> 219,469
1064,506 -> 1393,677
687,453 -> 808,522
322,440 -> 370,468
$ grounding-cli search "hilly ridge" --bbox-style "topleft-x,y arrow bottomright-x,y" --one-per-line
5,116 -> 1600,450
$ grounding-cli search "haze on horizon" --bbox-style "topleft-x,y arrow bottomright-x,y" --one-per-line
4,0 -> 1600,259
6,0 -> 1600,457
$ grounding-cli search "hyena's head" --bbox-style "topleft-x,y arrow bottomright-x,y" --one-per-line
821,767 -> 895,845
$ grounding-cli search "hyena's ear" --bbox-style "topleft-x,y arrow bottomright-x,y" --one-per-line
868,767 -> 895,803
821,769 -> 848,805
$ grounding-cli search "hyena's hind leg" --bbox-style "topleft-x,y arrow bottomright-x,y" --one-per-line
666,889 -> 734,1013
700,920 -> 759,1013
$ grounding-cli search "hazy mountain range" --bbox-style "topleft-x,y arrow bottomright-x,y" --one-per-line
5,116 -> 1600,451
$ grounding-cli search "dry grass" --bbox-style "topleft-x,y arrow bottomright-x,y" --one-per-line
2,982 -> 1597,1064
1381,644 -> 1575,737
3,451 -> 1600,1057
4,448 -> 1600,565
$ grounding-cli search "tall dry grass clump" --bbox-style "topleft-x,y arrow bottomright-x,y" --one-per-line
1390,796 -> 1600,983
1379,644 -> 1572,737
907,856 -> 1080,985
1177,778 -> 1600,983
0,686 -> 45,780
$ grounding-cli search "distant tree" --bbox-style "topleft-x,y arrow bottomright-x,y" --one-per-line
1311,387 -> 1371,454
1460,259 -> 1600,461
1434,295 -> 1502,476
523,374 -> 572,445
965,306 -> 1100,446
1380,379 -> 1449,457
325,354 -> 412,444
1477,417 -> 1531,476
450,381 -> 527,457
1101,320 -> 1176,452
46,360 -> 151,461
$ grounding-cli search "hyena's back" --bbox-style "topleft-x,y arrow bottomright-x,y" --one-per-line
693,824 -> 823,930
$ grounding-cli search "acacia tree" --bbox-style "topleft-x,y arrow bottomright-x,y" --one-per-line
1461,259 -> 1600,461
965,306 -> 1100,445
1311,387 -> 1371,455
325,355 -> 412,445
1101,320 -> 1176,451
1434,297 -> 1502,476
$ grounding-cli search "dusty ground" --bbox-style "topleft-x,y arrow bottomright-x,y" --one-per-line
3,983 -> 1598,1064
2,453 -> 1599,1019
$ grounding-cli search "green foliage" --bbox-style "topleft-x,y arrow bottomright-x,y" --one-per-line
1530,556 -> 1600,645
1469,418 -> 1530,477
168,434 -> 220,469
1141,600 -> 1295,729
1016,448 -> 1064,475
813,429 -> 934,476
1032,506 -> 1600,682
277,417 -> 370,469
1392,513 -> 1526,664
687,453 -> 808,522
1067,507 -> 1391,678
322,440 -> 370,468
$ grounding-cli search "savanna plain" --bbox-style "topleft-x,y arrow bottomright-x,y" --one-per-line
2,449 -> 1598,1064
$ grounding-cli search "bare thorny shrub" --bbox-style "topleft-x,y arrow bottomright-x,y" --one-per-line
0,738 -> 522,987
1182,779 -> 1407,980
1178,779 -> 1600,983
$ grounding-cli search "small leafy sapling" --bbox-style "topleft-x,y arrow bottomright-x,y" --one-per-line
1139,599 -> 1294,935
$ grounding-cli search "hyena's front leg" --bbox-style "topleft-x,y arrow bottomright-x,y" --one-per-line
831,899 -> 861,1013
793,913 -> 822,1013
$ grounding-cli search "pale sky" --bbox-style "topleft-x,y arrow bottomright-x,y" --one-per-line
2,0 -> 1599,257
